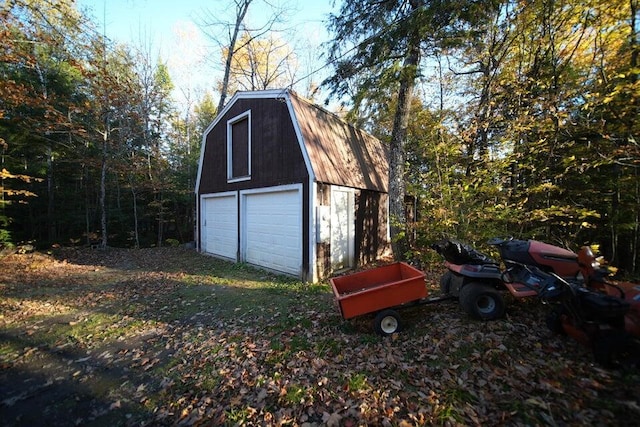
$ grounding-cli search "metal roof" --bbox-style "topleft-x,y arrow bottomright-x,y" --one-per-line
287,90 -> 389,193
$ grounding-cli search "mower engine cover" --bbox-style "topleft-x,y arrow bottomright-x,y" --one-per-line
432,239 -> 497,265
499,239 -> 580,278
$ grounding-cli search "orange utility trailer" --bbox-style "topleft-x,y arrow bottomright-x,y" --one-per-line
330,262 -> 447,335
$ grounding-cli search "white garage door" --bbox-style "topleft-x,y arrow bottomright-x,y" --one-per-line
202,194 -> 237,260
242,188 -> 302,275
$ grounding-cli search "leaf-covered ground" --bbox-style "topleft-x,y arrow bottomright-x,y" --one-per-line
0,248 -> 638,426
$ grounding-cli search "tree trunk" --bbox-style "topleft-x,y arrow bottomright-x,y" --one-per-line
131,183 -> 140,249
629,0 -> 638,274
633,167 -> 639,274
47,144 -> 55,243
217,0 -> 252,112
389,34 -> 420,260
100,131 -> 108,249
157,191 -> 164,247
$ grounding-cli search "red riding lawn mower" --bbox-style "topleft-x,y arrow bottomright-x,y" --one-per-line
433,237 -> 640,366
432,237 -> 582,320
536,246 -> 640,366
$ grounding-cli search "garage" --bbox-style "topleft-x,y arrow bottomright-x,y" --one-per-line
196,89 -> 390,282
201,193 -> 237,260
241,186 -> 302,275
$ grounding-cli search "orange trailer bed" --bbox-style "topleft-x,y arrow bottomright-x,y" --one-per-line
330,262 -> 428,320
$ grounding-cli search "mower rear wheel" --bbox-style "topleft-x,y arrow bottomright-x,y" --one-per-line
373,309 -> 402,336
459,283 -> 505,320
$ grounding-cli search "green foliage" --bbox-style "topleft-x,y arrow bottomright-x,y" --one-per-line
165,238 -> 180,247
346,372 -> 369,392
0,229 -> 12,248
2,0 -> 640,274
378,0 -> 640,273
0,0 -> 200,249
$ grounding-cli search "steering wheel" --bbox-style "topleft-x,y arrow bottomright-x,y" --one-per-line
537,272 -> 567,300
501,268 -> 515,283
487,236 -> 513,246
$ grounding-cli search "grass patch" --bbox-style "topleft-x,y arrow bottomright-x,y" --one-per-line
314,338 -> 340,357
358,333 -> 380,345
347,372 -> 369,392
436,386 -> 476,424
197,364 -> 221,390
163,261 -> 319,322
12,312 -> 154,350
0,341 -> 21,362
283,384 -> 306,405
67,313 -> 144,342
225,406 -> 252,424
289,335 -> 311,352
3,248 -> 634,427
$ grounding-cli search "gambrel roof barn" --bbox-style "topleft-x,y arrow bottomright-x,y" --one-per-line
195,89 -> 390,282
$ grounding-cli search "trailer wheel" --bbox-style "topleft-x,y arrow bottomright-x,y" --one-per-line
459,283 -> 505,320
440,271 -> 453,295
374,309 -> 402,336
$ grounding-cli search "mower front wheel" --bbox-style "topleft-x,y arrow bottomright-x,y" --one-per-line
459,283 -> 505,320
545,307 -> 567,335
440,271 -> 454,295
592,331 -> 634,368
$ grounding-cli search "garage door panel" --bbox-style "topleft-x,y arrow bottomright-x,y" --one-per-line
243,189 -> 301,275
202,195 -> 237,260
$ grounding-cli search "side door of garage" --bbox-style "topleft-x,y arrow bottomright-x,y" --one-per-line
331,186 -> 355,270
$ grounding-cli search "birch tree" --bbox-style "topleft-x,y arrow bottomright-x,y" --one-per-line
198,0 -> 291,112
223,32 -> 298,91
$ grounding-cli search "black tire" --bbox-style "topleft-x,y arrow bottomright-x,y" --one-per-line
440,271 -> 453,295
592,331 -> 634,368
459,283 -> 505,320
545,307 -> 567,335
373,309 -> 402,336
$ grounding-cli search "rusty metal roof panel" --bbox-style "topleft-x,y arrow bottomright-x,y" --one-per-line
288,91 -> 389,193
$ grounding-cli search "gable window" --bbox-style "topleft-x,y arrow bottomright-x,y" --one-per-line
227,111 -> 251,182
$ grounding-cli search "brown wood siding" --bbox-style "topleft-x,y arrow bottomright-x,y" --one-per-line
356,190 -> 390,265
198,97 -> 309,194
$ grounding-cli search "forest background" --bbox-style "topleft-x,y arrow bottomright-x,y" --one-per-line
1,0 -> 639,277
